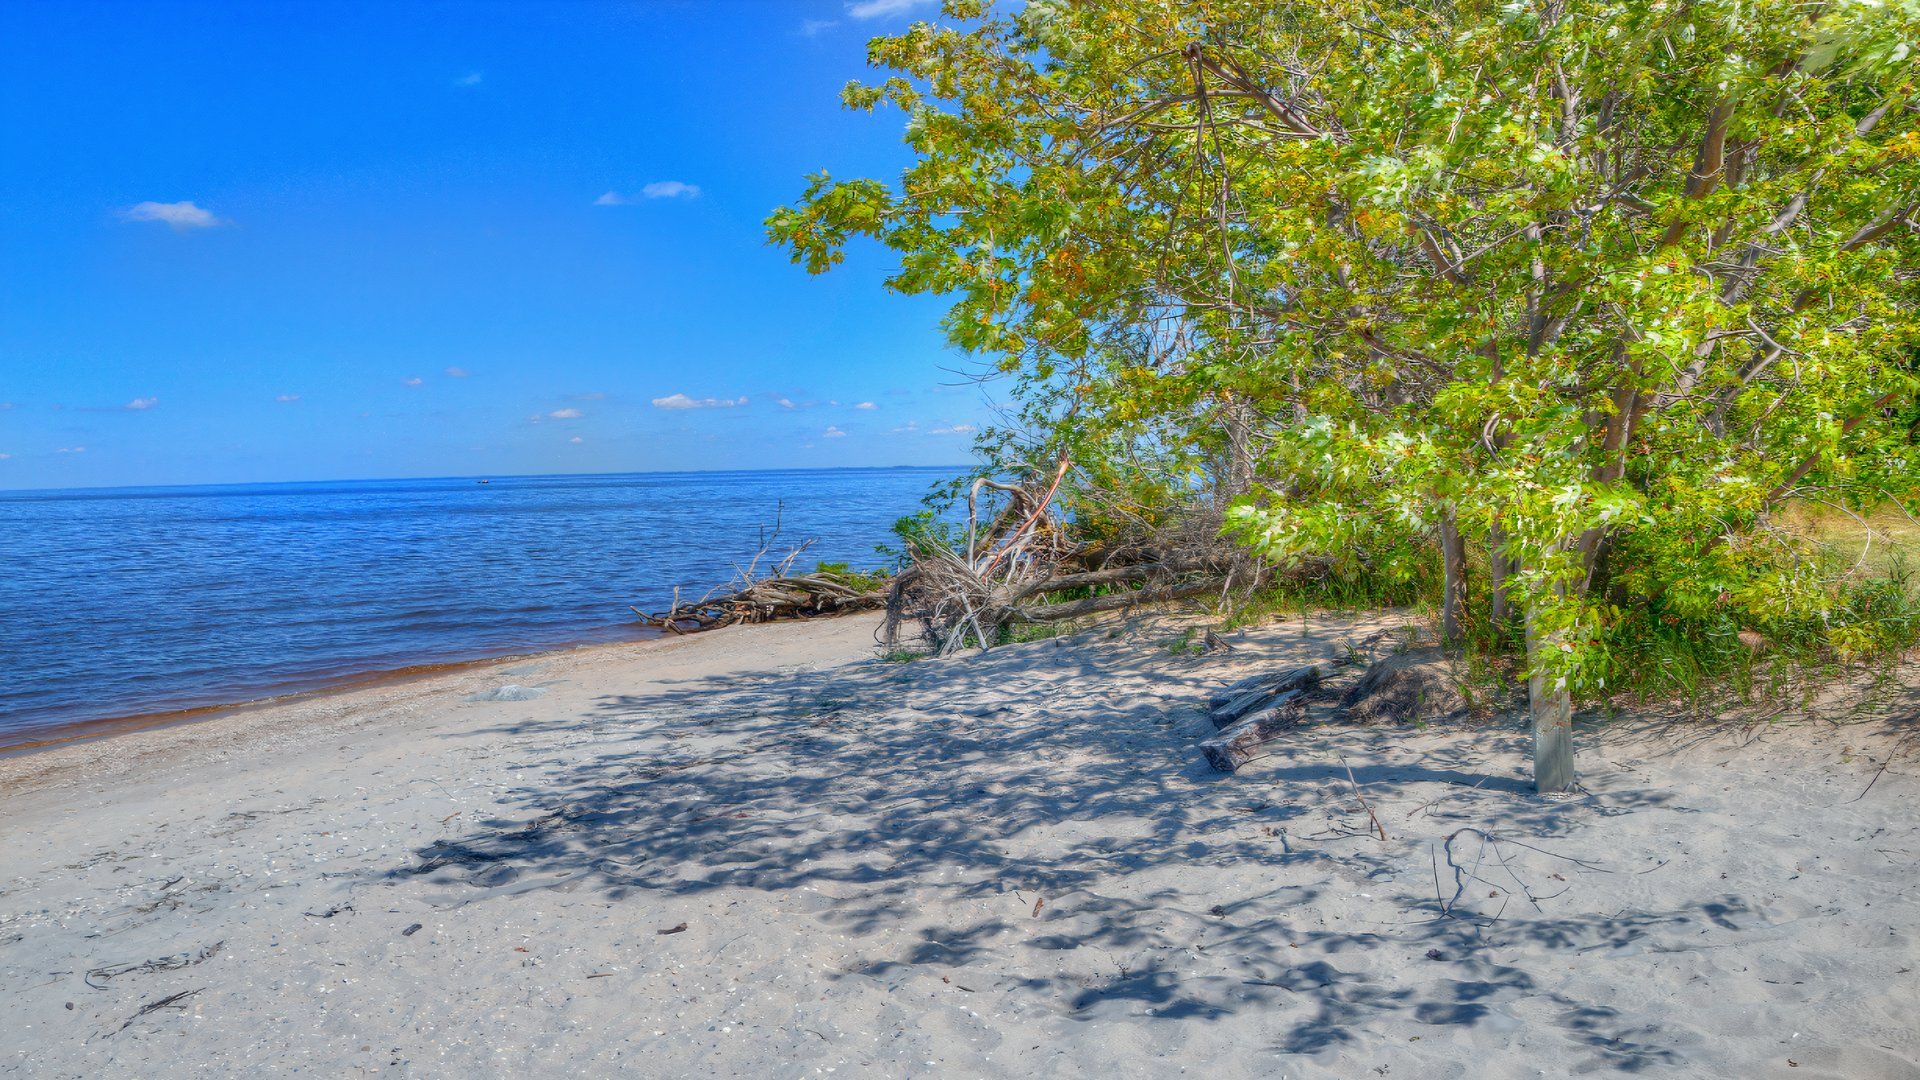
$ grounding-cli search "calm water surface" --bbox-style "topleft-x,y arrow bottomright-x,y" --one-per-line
0,468 -> 952,743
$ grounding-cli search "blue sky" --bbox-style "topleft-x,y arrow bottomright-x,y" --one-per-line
0,0 -> 989,490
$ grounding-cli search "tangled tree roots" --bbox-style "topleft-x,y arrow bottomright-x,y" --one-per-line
634,573 -> 885,633
634,464 -> 1260,647
880,457 -> 1246,656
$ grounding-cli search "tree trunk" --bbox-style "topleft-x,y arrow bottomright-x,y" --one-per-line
1439,508 -> 1468,645
1522,585 -> 1575,794
1220,396 -> 1255,504
1488,520 -> 1515,640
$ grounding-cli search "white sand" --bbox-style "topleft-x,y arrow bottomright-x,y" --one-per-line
2,612 -> 1916,1078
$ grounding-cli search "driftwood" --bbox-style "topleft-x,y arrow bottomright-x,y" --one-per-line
639,465 -> 1249,650
633,504 -> 888,633
1007,579 -> 1219,624
1201,690 -> 1308,772
1199,662 -> 1340,772
1208,664 -> 1323,728
881,456 -> 1244,655
634,573 -> 884,632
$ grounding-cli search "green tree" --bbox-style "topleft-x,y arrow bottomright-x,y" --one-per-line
772,0 -> 1920,791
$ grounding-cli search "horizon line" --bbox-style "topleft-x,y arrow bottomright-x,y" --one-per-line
0,462 -> 973,497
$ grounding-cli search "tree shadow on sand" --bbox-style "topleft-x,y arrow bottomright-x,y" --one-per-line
381,624 -> 1745,1071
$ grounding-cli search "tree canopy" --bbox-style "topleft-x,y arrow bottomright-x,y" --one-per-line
772,0 -> 1920,789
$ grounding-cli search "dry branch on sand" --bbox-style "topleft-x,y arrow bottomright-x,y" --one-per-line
632,506 -> 887,633
636,463 -> 1249,648
1198,645 -> 1458,773
1208,664 -> 1324,727
632,573 -> 885,632
1200,691 -> 1309,773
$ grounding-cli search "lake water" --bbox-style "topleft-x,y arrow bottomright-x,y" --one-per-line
0,467 -> 952,746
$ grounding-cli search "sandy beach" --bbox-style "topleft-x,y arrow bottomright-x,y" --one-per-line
2,611 -> 1917,1078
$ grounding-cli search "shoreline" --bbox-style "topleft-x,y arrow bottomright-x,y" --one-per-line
0,624 -> 668,758
2,609 -> 1915,1076
0,612 -> 886,804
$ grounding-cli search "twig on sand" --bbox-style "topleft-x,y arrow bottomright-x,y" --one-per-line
109,988 -> 202,1036
1338,754 -> 1388,841
1489,836 -> 1569,911
1436,828 -> 1609,920
1408,777 -> 1488,821
1848,731 -> 1915,803
86,942 -> 223,990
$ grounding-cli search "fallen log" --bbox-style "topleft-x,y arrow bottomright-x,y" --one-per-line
1007,560 -> 1223,603
1201,691 -> 1307,773
1005,580 -> 1217,624
1208,664 -> 1323,728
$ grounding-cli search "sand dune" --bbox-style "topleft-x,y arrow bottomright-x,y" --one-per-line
2,612 -> 1916,1078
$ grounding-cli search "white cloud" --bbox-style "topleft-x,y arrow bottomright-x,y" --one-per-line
801,18 -> 838,35
596,181 -> 702,206
0,453 -> 10,460
404,376 -> 424,387
889,420 -> 921,434
569,436 -> 583,444
853,401 -> 876,410
454,71 -> 483,88
125,396 -> 158,410
652,393 -> 746,409
847,0 -> 932,17
122,200 -> 224,231
778,398 -> 798,409
276,394 -> 301,403
548,408 -> 583,419
931,423 -> 977,435
445,366 -> 470,378
823,425 -> 848,438
641,180 -> 700,199
58,446 -> 85,454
